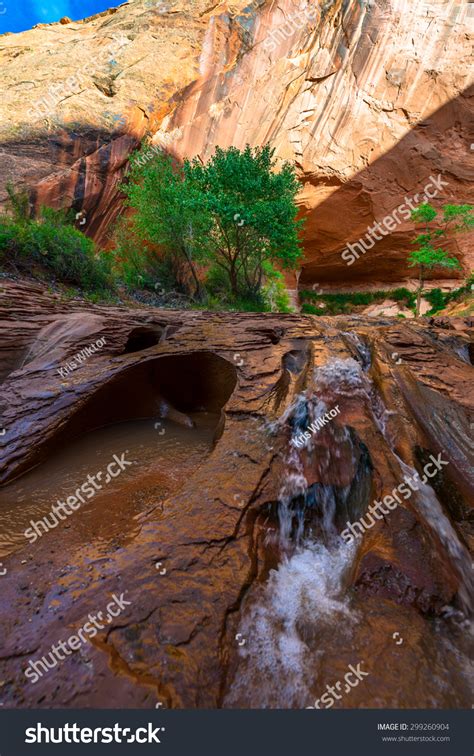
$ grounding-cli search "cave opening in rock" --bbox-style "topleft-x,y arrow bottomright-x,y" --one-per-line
5,351 -> 237,483
0,352 -> 237,556
56,351 -> 237,442
122,327 -> 162,354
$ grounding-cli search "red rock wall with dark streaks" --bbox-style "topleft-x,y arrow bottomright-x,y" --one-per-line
0,0 -> 472,281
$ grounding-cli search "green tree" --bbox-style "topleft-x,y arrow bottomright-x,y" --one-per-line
122,144 -> 304,304
409,203 -> 472,316
122,150 -> 209,300
5,182 -> 31,223
188,145 -> 303,299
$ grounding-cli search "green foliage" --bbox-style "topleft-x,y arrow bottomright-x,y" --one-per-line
342,292 -> 374,306
111,214 -> 175,292
408,244 -> 461,272
408,202 -> 470,316
61,287 -> 79,300
423,287 -> 445,314
194,291 -> 267,312
121,144 -> 303,306
121,150 -> 209,299
423,273 -> 474,315
0,190 -> 113,292
321,298 -> 350,315
187,145 -> 303,296
83,289 -> 118,304
301,302 -> 324,315
442,204 -> 474,229
410,203 -> 437,224
299,287 -> 416,314
391,288 -> 417,308
6,182 -> 31,223
261,264 -> 293,313
192,293 -> 223,311
205,262 -> 233,299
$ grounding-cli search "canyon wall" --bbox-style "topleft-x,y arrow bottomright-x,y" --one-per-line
0,0 -> 472,285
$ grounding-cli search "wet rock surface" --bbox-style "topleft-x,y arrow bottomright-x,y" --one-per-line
0,279 -> 472,708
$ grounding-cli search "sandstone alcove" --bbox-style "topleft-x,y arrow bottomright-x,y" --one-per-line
48,350 -> 237,448
122,326 -> 162,354
0,351 -> 237,558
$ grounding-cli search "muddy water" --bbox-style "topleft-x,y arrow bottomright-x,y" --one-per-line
0,413 -> 218,558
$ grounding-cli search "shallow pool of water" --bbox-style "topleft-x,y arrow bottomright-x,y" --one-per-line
0,413 -> 218,557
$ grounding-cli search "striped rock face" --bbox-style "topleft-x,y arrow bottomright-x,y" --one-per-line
0,0 -> 473,283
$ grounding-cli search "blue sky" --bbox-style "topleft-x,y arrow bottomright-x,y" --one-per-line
0,1 -> 121,34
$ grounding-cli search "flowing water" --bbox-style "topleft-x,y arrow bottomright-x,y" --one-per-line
226,358 -> 363,707
224,539 -> 357,708
2,348 -> 471,707
225,355 -> 473,708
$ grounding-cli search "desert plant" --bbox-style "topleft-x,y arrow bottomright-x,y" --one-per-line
408,203 -> 472,316
0,190 -> 113,291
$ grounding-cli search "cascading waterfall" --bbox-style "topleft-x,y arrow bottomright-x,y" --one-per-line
226,352 -> 472,707
225,360 -> 362,707
223,538 -> 357,708
320,356 -> 473,614
276,393 -> 349,548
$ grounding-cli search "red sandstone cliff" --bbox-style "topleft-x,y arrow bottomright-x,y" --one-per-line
0,0 -> 473,286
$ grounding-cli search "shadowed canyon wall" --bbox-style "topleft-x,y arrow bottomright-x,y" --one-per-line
0,0 -> 473,284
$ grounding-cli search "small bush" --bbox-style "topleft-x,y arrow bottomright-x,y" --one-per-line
391,288 -> 416,308
300,289 -> 319,302
206,264 -> 232,302
423,276 -> 473,315
262,266 -> 293,313
424,288 -> 445,314
301,303 -> 325,315
0,197 -> 113,292
112,216 -> 174,292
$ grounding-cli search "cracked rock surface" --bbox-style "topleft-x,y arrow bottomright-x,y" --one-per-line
0,280 -> 472,707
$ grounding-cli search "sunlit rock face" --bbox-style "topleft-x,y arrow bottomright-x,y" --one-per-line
0,0 -> 472,282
